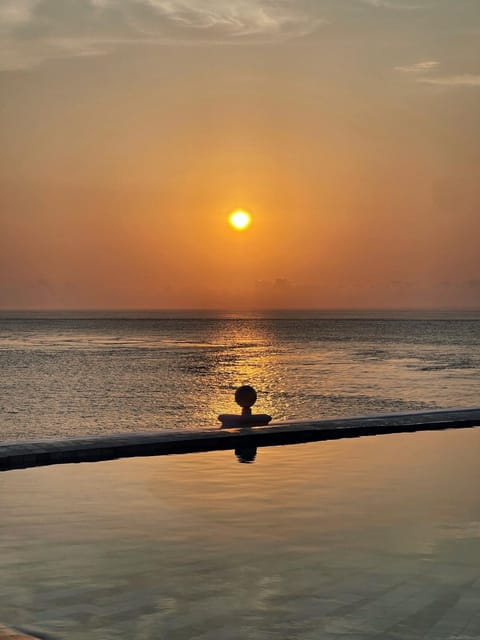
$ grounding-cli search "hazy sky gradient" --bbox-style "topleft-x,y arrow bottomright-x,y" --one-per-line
1,0 -> 480,309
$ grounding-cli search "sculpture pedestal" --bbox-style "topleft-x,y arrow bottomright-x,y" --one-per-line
218,413 -> 272,428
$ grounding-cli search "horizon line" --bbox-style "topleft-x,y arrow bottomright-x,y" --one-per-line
1,307 -> 480,313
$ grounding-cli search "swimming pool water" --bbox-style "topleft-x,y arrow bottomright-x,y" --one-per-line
1,427 -> 480,639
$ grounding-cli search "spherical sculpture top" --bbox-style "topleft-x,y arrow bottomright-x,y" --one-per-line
235,385 -> 257,409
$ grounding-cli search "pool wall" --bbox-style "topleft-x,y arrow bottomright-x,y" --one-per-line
1,407 -> 480,472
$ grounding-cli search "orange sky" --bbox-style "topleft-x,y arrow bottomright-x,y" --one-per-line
1,0 -> 480,309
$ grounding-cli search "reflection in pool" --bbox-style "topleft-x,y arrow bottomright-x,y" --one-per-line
234,445 -> 258,464
1,428 -> 480,639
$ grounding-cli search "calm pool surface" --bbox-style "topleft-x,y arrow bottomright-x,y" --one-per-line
1,428 -> 480,639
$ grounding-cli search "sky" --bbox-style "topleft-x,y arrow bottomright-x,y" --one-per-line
1,0 -> 480,310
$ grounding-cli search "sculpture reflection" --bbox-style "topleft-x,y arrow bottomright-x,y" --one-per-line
234,446 -> 257,464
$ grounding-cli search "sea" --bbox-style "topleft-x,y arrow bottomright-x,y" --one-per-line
2,310 -> 480,639
1,310 -> 480,442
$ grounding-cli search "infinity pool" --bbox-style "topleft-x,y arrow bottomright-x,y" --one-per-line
1,428 -> 480,639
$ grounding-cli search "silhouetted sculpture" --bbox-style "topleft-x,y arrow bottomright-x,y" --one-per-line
218,385 -> 272,428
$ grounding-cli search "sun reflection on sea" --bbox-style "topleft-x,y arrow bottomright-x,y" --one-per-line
202,319 -> 292,426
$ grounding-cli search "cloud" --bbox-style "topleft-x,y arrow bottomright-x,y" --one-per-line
256,277 -> 294,292
254,277 -> 307,306
466,279 -> 480,289
394,60 -> 480,88
0,0 -> 320,71
395,60 -> 439,73
146,0 -> 313,36
418,74 -> 480,87
361,0 -> 428,9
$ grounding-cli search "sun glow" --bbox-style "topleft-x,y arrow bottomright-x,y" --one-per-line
229,210 -> 252,231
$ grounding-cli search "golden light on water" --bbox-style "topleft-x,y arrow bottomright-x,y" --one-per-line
229,210 -> 252,231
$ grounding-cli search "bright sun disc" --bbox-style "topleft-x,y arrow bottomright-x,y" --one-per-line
229,210 -> 252,231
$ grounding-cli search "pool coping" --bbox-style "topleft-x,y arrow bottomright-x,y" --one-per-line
1,407 -> 480,472
0,624 -> 40,639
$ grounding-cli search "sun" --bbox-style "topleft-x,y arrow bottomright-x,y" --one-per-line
229,210 -> 252,231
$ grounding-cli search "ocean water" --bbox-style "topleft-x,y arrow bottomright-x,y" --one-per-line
1,315 -> 480,639
0,311 -> 479,441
